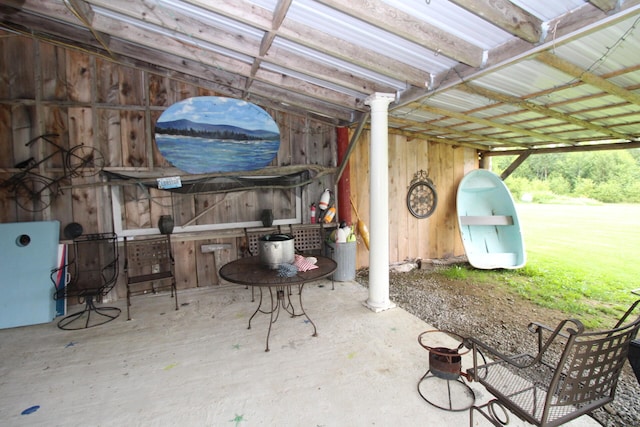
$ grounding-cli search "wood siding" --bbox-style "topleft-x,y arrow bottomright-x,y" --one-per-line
348,131 -> 477,268
0,31 -> 475,301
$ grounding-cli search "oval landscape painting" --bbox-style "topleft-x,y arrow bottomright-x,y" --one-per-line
155,96 -> 280,174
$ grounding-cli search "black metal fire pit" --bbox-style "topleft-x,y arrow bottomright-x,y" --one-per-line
417,330 -> 475,412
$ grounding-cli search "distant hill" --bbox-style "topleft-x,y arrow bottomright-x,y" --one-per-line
156,119 -> 279,140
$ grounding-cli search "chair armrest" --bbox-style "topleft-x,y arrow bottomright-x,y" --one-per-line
465,337 -> 534,374
527,318 -> 584,357
527,321 -> 572,338
50,261 -> 74,300
465,318 -> 585,382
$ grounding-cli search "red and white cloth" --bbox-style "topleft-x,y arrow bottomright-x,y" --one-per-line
293,254 -> 318,272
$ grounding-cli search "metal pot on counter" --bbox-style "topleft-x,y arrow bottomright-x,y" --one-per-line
258,233 -> 295,269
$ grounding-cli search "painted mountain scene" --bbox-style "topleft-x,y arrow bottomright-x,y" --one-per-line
155,96 -> 280,174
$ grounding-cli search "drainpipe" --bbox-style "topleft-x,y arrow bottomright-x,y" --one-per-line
363,93 -> 396,313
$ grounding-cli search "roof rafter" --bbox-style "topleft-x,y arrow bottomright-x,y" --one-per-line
536,51 -> 640,107
458,82 -> 633,140
589,0 -> 620,12
181,0 -> 431,87
389,116 -> 514,148
315,0 -> 484,67
449,0 -> 543,43
409,103 -> 571,145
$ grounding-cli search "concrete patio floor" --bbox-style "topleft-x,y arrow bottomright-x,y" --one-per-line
0,280 -> 599,426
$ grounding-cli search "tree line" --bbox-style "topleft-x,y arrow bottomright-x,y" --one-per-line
157,127 -> 276,141
492,149 -> 640,203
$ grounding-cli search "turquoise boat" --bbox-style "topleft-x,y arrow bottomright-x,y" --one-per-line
456,169 -> 526,269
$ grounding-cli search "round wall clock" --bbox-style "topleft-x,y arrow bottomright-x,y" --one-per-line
406,170 -> 437,219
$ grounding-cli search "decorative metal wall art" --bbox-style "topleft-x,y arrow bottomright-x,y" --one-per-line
407,169 -> 437,219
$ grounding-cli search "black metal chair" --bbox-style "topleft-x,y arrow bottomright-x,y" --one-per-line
53,232 -> 120,330
123,235 -> 178,320
465,299 -> 640,427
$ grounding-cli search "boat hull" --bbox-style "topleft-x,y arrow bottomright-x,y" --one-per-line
456,170 -> 526,269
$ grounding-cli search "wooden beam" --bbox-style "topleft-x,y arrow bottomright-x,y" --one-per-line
249,0 -> 292,94
589,0 -> 620,12
408,1 -> 640,104
0,10 -> 354,124
85,0 -> 387,94
258,0 -> 291,55
459,83 -> 633,140
449,0 -> 543,43
182,0 -> 431,87
82,12 -> 366,112
271,0 -> 292,29
64,0 -> 113,57
413,104 -> 571,145
537,51 -> 640,107
315,0 -> 484,67
482,141 -> 640,157
389,116 -> 520,148
500,152 -> 531,180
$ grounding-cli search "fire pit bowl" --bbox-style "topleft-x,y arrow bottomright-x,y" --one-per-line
418,330 -> 470,380
428,347 -> 462,380
417,330 -> 475,411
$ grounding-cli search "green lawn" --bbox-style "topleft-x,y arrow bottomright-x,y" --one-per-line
511,203 -> 640,324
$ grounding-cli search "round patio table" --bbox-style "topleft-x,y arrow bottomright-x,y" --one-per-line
219,255 -> 337,351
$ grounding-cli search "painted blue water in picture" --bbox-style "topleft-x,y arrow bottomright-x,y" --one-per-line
155,96 -> 280,174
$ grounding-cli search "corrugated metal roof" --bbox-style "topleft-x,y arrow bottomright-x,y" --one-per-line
510,0 -> 586,20
381,0 -> 512,48
2,0 -> 639,153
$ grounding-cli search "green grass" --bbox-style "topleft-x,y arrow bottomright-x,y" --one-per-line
443,203 -> 640,328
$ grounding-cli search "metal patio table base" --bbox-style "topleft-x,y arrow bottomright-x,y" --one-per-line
249,284 -> 317,352
219,255 -> 337,352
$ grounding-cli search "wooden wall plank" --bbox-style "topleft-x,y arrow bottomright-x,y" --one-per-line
350,130 -> 371,268
43,106 -> 69,138
0,105 -> 13,168
12,105 -> 37,167
415,140 -> 431,259
95,60 -> 120,104
148,188 -> 173,229
348,131 -> 466,265
0,33 -> 474,301
4,35 -> 35,99
68,107 -> 101,232
168,80 -> 198,104
97,109 -> 123,167
40,43 -> 68,101
174,239 -> 197,289
0,104 -> 16,223
192,193 -> 221,226
123,186 -> 151,230
197,239 -> 236,287
95,60 -> 143,105
148,74 -> 169,107
388,133 -> 403,262
0,31 -> 10,100
172,192 -> 195,229
120,110 -> 146,167
66,50 -> 91,103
